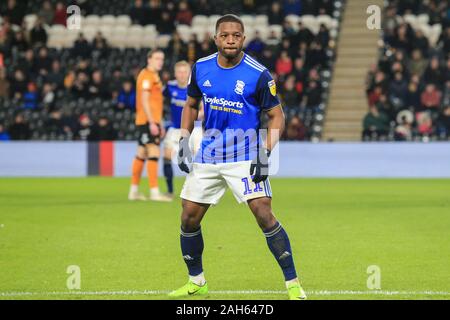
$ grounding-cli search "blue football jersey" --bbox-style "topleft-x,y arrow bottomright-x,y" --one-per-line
163,80 -> 187,129
188,52 -> 280,163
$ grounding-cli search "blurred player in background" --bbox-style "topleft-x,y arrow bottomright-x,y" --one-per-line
163,60 -> 204,199
128,49 -> 171,202
169,15 -> 307,300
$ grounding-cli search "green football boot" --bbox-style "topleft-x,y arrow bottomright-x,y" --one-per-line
168,280 -> 208,298
287,282 -> 307,300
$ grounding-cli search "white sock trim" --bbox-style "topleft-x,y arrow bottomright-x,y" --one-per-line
285,278 -> 299,288
189,272 -> 206,286
130,185 -> 139,193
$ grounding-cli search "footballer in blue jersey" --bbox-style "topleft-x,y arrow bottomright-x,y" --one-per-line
162,61 -> 204,198
169,15 -> 306,300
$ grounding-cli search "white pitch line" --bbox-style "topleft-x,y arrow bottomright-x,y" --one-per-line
1,290 -> 449,297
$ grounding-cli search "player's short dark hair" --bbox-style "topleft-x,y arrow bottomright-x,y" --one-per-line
215,14 -> 245,34
147,48 -> 164,59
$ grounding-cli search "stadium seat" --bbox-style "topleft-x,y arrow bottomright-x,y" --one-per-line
240,15 -> 255,28
116,15 -> 132,27
268,25 -> 283,40
403,14 -> 418,28
417,14 -> 430,26
82,26 -> 98,41
100,15 -> 117,27
156,35 -> 171,49
49,24 -> 67,36
84,15 -> 101,27
317,15 -> 333,29
255,15 -> 269,27
191,15 -> 209,28
144,25 -> 157,35
128,25 -> 145,38
285,14 -> 300,27
177,24 -> 192,42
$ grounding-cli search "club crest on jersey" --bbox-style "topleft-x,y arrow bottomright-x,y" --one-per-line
234,80 -> 245,95
268,80 -> 277,96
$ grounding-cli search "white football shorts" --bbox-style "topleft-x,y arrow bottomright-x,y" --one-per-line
180,160 -> 272,205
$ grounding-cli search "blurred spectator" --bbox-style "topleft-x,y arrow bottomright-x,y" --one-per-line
149,0 -> 162,27
129,0 -> 147,26
420,84 -> 442,112
71,72 -> 90,99
362,106 -> 390,140
407,49 -> 428,78
281,75 -> 300,108
53,2 -> 67,26
38,1 -> 55,26
388,72 -> 408,109
10,30 -> 29,53
8,114 -> 31,140
72,33 -> 91,59
23,82 -> 39,110
89,117 -> 117,141
305,40 -> 326,69
284,116 -> 307,140
10,69 -> 27,99
41,82 -> 55,109
259,48 -> 276,72
291,22 -> 314,48
303,80 -> 322,111
394,110 -> 414,141
30,18 -> 49,47
158,11 -> 176,35
411,29 -> 429,57
376,94 -> 395,120
423,57 -> 444,86
3,0 -> 24,26
74,114 -> 92,140
268,2 -> 284,25
0,124 -> 10,141
109,68 -> 124,97
416,111 -> 434,136
35,47 -> 52,76
46,60 -> 64,89
275,50 -> 293,77
283,0 -> 301,16
91,32 -> 109,60
19,49 -> 37,78
117,80 -> 136,110
316,24 -> 330,49
405,80 -> 421,111
45,110 -> 64,137
246,31 -> 265,59
175,1 -> 193,25
437,106 -> 450,138
438,26 -> 450,55
0,67 -> 9,98
88,70 -> 110,99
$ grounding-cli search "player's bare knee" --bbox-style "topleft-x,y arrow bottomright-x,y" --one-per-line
249,198 -> 277,230
181,202 -> 202,231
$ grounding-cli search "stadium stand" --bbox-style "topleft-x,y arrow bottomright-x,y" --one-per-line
363,0 -> 449,141
0,0 -> 344,142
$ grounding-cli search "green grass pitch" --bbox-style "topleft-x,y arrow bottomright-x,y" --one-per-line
0,178 -> 449,300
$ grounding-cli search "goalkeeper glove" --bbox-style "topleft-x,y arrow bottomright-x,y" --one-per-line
250,148 -> 271,183
178,136 -> 192,174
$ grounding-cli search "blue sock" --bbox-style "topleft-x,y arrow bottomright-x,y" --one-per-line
264,221 -> 297,281
180,226 -> 204,276
163,160 -> 174,193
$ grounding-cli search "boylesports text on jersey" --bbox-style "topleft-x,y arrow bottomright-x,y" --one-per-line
203,94 -> 244,109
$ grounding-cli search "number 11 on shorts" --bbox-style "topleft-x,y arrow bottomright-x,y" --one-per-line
241,177 -> 263,195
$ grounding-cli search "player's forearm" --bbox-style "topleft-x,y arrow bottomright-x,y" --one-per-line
181,97 -> 201,137
265,106 -> 285,152
142,91 -> 154,123
181,105 -> 198,136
